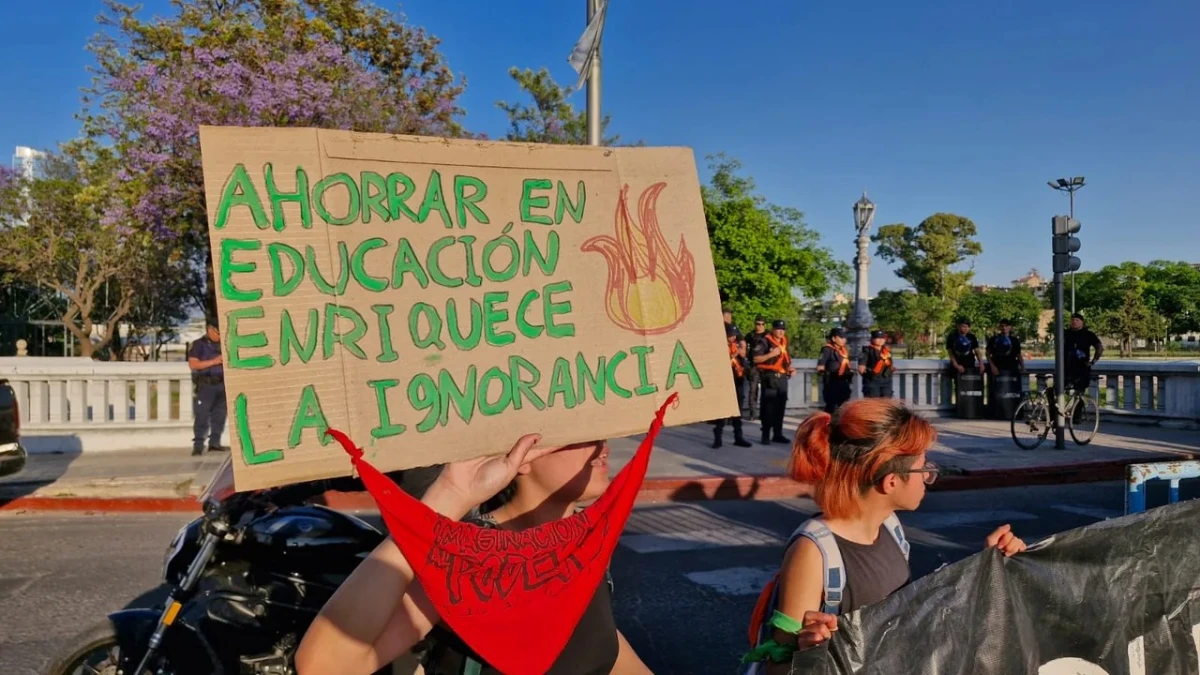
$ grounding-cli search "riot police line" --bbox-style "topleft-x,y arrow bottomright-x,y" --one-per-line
719,314 -> 1038,425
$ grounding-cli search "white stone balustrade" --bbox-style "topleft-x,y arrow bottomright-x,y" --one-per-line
2,356 -> 1198,453
785,358 -> 1200,428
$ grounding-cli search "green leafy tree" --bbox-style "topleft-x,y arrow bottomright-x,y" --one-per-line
954,287 -> 1044,343
0,142 -> 141,358
1082,263 -> 1167,355
496,67 -> 621,145
1143,260 -> 1200,336
873,213 -> 983,302
870,289 -> 924,357
702,155 -> 849,334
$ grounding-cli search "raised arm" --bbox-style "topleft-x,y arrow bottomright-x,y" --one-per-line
295,434 -> 550,675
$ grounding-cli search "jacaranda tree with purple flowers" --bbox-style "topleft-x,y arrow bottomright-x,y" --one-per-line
84,0 -> 468,314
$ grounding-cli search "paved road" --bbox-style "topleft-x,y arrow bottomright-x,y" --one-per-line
2,480 -> 1189,674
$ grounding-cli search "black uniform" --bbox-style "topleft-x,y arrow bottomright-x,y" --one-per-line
1063,328 -> 1102,392
744,325 -> 769,419
860,344 -> 894,398
946,331 -> 981,371
752,324 -> 792,444
188,332 -> 226,455
818,341 -> 853,413
987,333 -> 1023,373
712,327 -> 752,448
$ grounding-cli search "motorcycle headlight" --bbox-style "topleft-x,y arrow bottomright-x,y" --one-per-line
163,523 -> 189,580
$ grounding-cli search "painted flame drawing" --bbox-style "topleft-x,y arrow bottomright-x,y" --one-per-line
580,183 -> 696,335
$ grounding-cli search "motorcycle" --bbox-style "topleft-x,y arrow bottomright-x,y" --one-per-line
0,377 -> 26,477
47,455 -> 396,675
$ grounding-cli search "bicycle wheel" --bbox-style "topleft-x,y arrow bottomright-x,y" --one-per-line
1068,393 -> 1099,446
1011,397 -> 1051,450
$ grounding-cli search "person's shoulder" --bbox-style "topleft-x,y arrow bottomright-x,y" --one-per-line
779,533 -> 826,589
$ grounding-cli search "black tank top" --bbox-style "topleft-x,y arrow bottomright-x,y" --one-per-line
417,518 -> 620,674
829,525 -> 911,614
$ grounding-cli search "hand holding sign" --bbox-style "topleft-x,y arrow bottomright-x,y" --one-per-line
985,524 -> 1027,557
424,433 -> 553,518
799,611 -> 839,649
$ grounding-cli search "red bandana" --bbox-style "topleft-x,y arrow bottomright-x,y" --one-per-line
327,393 -> 678,675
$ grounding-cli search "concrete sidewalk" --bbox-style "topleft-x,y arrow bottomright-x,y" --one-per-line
2,416 -> 1197,511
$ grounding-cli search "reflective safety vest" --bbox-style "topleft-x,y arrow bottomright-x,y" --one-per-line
825,342 -> 850,377
869,345 -> 893,375
757,335 -> 791,373
729,341 -> 745,378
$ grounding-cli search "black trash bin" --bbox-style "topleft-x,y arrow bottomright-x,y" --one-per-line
956,372 -> 985,419
991,371 -> 1022,420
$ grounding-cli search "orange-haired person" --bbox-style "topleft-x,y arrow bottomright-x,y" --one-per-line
742,399 -> 1026,673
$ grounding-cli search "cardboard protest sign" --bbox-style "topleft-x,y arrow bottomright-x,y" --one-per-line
198,126 -> 736,490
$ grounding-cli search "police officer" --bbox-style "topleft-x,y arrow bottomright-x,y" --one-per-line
1063,312 -> 1103,393
188,316 -> 227,456
946,318 -> 985,376
743,315 -> 768,420
858,329 -> 894,398
987,318 -> 1026,378
752,319 -> 794,445
712,323 -> 753,449
817,327 -> 854,413
986,318 -> 1025,418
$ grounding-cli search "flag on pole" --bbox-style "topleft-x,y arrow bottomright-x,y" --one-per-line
567,0 -> 608,94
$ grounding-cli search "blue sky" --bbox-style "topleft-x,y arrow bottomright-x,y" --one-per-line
1,0 -> 1197,295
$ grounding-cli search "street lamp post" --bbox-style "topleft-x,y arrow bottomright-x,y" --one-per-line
585,0 -> 603,146
847,191 -> 876,356
1048,176 -> 1085,313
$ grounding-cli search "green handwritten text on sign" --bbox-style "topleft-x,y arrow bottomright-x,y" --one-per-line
199,127 -> 733,491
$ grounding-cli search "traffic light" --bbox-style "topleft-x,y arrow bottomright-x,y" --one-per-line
1051,215 -> 1081,274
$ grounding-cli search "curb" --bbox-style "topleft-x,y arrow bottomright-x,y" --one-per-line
0,458 -> 1155,513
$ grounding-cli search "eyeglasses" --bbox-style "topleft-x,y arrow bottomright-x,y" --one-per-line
905,461 -> 940,485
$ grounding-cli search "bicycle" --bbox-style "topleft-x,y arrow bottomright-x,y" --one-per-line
1010,377 -> 1100,450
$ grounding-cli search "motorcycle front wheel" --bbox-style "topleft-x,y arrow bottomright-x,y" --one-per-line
46,620 -> 172,675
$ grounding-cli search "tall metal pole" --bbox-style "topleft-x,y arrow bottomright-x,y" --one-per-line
1069,191 -> 1075,314
585,0 -> 602,147
1053,271 -> 1067,449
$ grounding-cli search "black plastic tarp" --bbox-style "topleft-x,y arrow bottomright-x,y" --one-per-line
791,499 -> 1200,675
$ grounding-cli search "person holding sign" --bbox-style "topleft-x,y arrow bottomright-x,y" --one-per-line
857,330 -> 894,399
741,399 -> 1027,673
752,320 -> 796,445
713,324 -> 754,448
295,434 -> 652,675
816,328 -> 853,413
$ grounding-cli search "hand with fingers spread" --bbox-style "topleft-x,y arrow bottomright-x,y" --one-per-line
424,434 -> 555,518
986,524 -> 1027,557
797,611 -> 838,650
